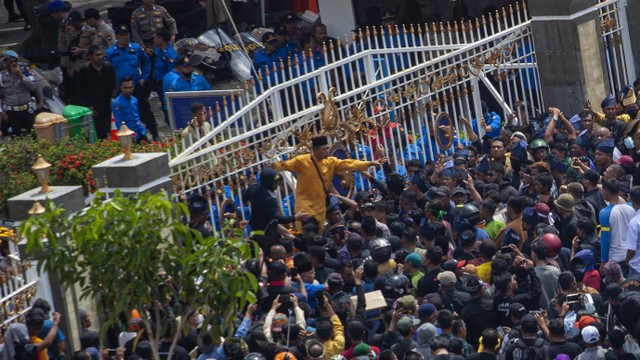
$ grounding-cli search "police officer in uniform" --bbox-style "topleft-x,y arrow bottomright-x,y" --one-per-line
0,51 -> 41,136
59,10 -> 92,104
130,0 -> 178,54
162,56 -> 212,95
106,25 -> 159,141
274,24 -> 300,63
83,8 -> 115,51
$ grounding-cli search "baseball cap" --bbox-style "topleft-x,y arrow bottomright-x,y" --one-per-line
574,315 -> 596,330
452,187 -> 468,196
360,202 -> 375,211
437,271 -> 457,286
442,259 -> 466,272
115,25 -> 130,35
327,272 -> 344,287
176,56 -> 192,67
67,10 -> 82,23
397,317 -> 420,332
262,32 -> 277,43
83,8 -> 100,20
281,12 -> 298,23
398,295 -> 417,310
615,155 -> 634,168
418,303 -> 436,318
354,191 -> 373,202
436,186 -> 451,197
275,25 -> 288,35
508,303 -> 526,318
582,325 -> 600,344
405,253 -> 422,268
520,314 -> 538,330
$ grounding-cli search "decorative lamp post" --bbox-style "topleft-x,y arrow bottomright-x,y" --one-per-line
32,155 -> 52,193
116,122 -> 136,160
27,201 -> 45,216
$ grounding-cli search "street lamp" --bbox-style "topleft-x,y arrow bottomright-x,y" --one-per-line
32,155 -> 52,193
116,122 -> 136,160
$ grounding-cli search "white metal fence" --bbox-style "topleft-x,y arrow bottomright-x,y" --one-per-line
167,2 -> 543,231
599,0 -> 636,94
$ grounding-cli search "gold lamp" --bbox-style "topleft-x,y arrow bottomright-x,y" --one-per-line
116,122 -> 136,160
32,155 -> 52,193
27,201 -> 45,216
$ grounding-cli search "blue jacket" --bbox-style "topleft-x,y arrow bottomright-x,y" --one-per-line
153,44 -> 178,81
162,70 -> 212,94
112,94 -> 147,140
473,111 -> 502,139
106,42 -> 151,85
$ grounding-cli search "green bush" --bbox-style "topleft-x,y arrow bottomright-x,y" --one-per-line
0,136 -> 180,218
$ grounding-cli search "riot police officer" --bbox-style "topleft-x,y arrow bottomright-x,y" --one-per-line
106,25 -> 159,141
130,0 -> 178,54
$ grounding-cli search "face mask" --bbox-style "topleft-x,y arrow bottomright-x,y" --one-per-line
624,137 -> 635,149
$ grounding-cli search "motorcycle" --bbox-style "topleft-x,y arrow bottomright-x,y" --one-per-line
174,27 -> 255,83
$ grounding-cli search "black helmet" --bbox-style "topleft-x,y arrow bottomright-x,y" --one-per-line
369,238 -> 392,263
459,204 -> 483,225
384,274 -> 409,299
244,353 -> 266,360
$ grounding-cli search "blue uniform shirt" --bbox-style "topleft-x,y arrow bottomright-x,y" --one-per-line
162,70 -> 212,94
106,42 -> 151,85
253,49 -> 285,90
112,94 -> 147,140
275,41 -> 300,63
153,44 -> 178,81
472,111 -> 502,139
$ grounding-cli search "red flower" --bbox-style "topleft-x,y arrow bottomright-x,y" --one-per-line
74,161 -> 81,168
56,175 -> 62,180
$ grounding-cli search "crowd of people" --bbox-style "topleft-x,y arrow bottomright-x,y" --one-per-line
6,2 -> 640,360
183,87 -> 640,360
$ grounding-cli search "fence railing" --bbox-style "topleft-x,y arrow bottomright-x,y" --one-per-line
167,4 -> 543,231
598,0 -> 636,93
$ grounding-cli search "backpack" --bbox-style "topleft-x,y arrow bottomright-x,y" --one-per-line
514,338 -> 550,360
13,343 -> 37,360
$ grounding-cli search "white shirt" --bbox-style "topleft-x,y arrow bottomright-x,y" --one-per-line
625,209 -> 640,272
610,203 -> 636,262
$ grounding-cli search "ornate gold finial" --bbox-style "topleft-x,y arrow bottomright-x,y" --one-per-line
32,155 -> 52,193
115,123 -> 135,160
27,201 -> 45,216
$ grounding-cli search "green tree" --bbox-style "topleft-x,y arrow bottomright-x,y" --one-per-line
20,190 -> 257,360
